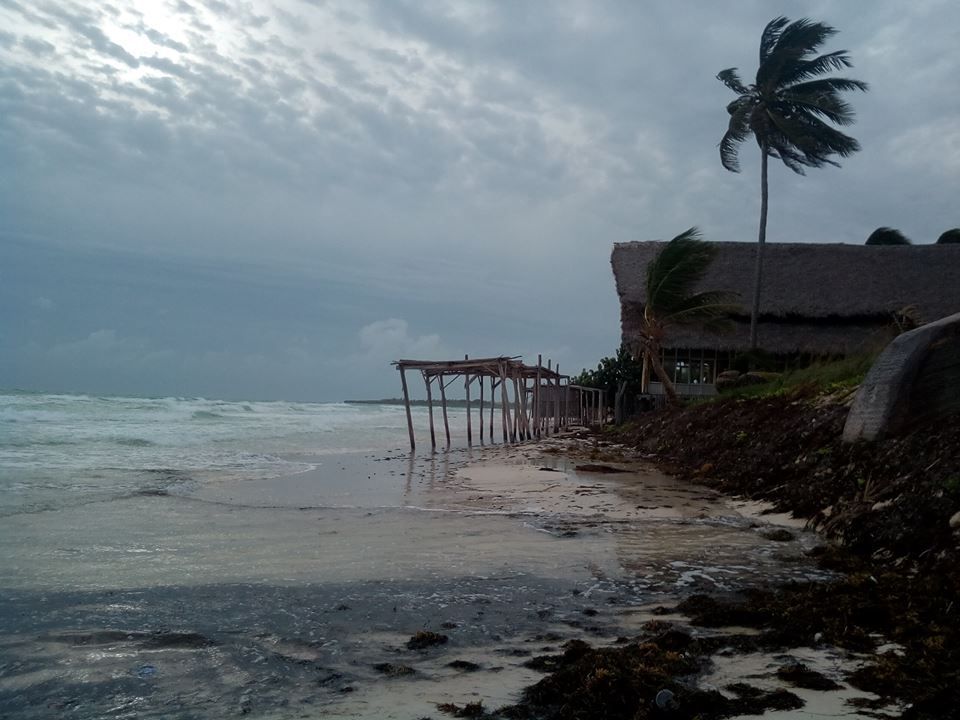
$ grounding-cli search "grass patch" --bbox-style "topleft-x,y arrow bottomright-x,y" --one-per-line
703,354 -> 876,403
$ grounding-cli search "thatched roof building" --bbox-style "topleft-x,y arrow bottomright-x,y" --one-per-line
612,241 -> 960,358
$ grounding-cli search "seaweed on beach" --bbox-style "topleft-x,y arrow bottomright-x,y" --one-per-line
498,629 -> 802,719
603,396 -> 960,718
407,630 -> 449,650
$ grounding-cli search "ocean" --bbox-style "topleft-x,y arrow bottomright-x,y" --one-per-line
0,391 -> 465,517
0,390 -> 842,718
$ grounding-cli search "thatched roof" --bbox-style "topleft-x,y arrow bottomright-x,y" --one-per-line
611,241 -> 960,355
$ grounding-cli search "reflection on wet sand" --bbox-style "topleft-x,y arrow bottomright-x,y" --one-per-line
0,438 -> 843,718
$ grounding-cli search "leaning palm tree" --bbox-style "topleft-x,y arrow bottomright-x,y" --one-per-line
718,17 -> 868,350
638,228 -> 740,405
866,227 -> 911,245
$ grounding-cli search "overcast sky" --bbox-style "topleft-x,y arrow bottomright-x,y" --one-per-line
2,0 -> 957,401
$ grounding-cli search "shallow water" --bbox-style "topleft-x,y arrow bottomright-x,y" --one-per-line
0,393 -> 878,717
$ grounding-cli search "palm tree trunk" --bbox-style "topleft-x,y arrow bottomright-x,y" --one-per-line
750,147 -> 769,353
648,347 -> 679,406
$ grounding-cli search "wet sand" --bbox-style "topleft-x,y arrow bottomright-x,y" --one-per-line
0,436 -> 882,718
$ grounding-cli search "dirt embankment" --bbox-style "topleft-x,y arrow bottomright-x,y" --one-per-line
603,390 -> 960,718
436,391 -> 959,719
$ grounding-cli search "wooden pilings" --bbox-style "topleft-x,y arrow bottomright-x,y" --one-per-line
393,356 -> 594,452
400,366 -> 415,451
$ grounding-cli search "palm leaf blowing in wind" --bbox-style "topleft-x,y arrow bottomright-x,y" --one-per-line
640,228 -> 740,404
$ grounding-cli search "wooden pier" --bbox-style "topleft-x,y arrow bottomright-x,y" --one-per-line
393,356 -> 604,451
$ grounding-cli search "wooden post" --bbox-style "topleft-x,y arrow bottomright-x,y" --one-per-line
556,364 -> 562,429
552,363 -> 560,433
424,372 -> 436,450
400,365 -> 415,451
535,354 -> 542,439
545,360 -> 552,436
464,355 -> 472,446
499,363 -> 511,443
439,373 -> 451,449
600,390 -> 606,427
518,376 -> 529,440
511,372 -> 521,442
489,376 -> 496,440
479,371 -> 484,443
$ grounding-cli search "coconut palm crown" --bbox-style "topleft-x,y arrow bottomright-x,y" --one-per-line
936,228 -> 960,244
718,16 -> 867,351
866,227 -> 911,245
638,228 -> 740,404
719,17 -> 868,174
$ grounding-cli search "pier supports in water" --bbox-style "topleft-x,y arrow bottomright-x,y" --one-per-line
393,356 -> 596,452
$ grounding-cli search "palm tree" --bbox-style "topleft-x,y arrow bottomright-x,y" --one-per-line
866,227 -> 911,245
936,228 -> 960,244
718,17 -> 868,351
637,228 -> 740,405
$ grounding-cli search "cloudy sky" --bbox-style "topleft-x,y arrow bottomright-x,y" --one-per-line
2,0 -> 957,401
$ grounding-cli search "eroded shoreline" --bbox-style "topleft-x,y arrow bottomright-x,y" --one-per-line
0,435 -> 886,718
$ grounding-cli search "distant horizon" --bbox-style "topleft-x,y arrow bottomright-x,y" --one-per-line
0,385 -> 487,406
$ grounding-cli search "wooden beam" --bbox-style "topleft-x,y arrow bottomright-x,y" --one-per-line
423,372 -> 436,450
544,358 -> 556,436
511,372 -> 521,442
551,361 -> 559,433
556,364 -> 562,429
499,363 -> 511,443
478,369 -> 484,443
535,354 -> 542,439
464,355 -> 472,446
400,366 -> 415,451
439,372 -> 451,449
489,376 -> 496,440
519,375 -> 530,440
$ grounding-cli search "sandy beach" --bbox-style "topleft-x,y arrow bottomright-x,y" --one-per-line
1,429 -> 892,719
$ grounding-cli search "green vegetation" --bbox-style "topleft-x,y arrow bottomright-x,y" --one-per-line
936,228 -> 960,244
866,227 -> 911,245
572,345 -> 643,408
718,16 -> 867,350
711,354 -> 875,401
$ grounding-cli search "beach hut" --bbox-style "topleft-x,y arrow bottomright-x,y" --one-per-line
611,241 -> 960,397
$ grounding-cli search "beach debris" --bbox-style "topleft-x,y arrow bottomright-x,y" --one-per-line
447,659 -> 481,672
950,511 -> 960,530
436,700 -> 485,717
761,528 -> 796,542
406,630 -> 448,650
654,688 -> 677,709
501,632 -> 803,719
372,662 -> 415,677
776,662 -> 842,690
574,463 -> 628,473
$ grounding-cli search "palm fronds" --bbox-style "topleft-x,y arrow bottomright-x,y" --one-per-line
717,16 -> 866,177
645,229 -> 741,321
866,227 -> 912,245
